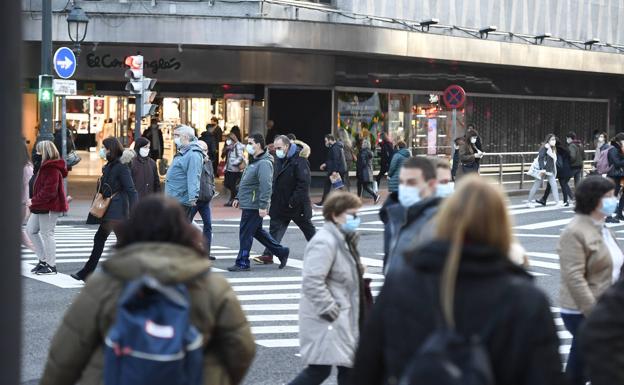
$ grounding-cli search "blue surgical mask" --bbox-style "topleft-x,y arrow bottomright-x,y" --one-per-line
99,148 -> 107,160
600,197 -> 618,216
398,184 -> 422,207
436,183 -> 454,198
174,137 -> 182,148
246,144 -> 256,155
341,214 -> 361,233
276,149 -> 286,159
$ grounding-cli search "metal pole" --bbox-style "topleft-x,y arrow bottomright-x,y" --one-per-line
520,154 -> 525,189
38,0 -> 53,142
134,93 -> 142,142
61,96 -> 68,200
0,0 -> 23,382
451,108 -> 457,159
498,154 -> 503,184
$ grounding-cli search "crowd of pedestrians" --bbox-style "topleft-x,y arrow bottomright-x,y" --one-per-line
24,122 -> 624,385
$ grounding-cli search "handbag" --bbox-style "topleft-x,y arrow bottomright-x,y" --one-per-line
217,161 -> 226,177
89,180 -> 116,219
65,151 -> 81,167
329,172 -> 345,190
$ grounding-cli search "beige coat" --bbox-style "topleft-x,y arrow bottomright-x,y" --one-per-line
299,222 -> 361,367
40,243 -> 255,385
558,215 -> 620,314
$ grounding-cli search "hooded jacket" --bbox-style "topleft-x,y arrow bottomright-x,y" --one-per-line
30,159 -> 68,213
269,144 -> 312,219
351,241 -> 565,385
40,243 -> 255,385
236,150 -> 273,210
165,141 -> 204,206
387,148 -> 410,193
293,140 -> 311,159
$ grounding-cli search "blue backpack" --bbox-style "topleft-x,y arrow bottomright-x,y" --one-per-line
104,276 -> 203,385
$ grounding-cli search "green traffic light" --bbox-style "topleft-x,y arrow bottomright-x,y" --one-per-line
39,89 -> 53,102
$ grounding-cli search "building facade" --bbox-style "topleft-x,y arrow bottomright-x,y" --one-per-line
22,0 -> 624,170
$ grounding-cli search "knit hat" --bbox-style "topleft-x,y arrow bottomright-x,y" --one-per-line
135,137 -> 150,149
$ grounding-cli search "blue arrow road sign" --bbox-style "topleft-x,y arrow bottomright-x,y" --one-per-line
53,47 -> 77,79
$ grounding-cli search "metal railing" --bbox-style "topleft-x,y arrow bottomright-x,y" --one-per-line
477,150 -> 596,189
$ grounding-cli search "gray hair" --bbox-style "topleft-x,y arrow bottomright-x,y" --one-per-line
361,139 -> 371,149
274,135 -> 291,146
174,124 -> 196,140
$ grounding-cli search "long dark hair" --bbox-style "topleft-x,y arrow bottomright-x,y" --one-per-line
102,137 -> 123,162
115,196 -> 206,255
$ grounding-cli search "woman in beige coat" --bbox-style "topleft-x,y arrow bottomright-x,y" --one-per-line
558,175 -> 624,385
40,196 -> 255,385
289,191 -> 367,385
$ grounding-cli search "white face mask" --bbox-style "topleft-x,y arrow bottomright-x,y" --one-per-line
174,137 -> 182,148
566,138 -> 573,144
599,136 -> 605,143
226,139 -> 233,146
139,147 -> 150,158
436,183 -> 455,198
398,184 -> 422,208
549,140 -> 556,147
276,149 -> 286,159
246,144 -> 256,155
470,137 -> 477,144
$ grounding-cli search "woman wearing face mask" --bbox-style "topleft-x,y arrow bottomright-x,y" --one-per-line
604,133 -> 624,223
557,176 -> 623,385
289,191 -> 368,385
130,137 -> 161,200
593,131 -> 609,168
356,139 -> 380,204
527,133 -> 560,208
223,132 -> 245,207
458,129 -> 483,176
72,138 -> 138,282
536,139 -> 574,207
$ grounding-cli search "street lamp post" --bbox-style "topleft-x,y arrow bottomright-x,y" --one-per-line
66,5 -> 89,56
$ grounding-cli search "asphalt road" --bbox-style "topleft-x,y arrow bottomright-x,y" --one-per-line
21,195 -> 607,385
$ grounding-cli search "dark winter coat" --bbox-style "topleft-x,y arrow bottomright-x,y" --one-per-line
379,139 -> 394,168
325,141 -> 347,175
555,145 -> 573,179
88,158 -> 138,224
606,141 -> 624,178
351,241 -> 565,385
269,145 -> 312,220
40,243 -> 255,385
379,193 -> 441,275
30,159 -> 68,214
130,153 -> 161,199
581,278 -> 624,385
142,126 -> 164,159
53,129 -> 75,154
199,131 -> 218,161
356,148 -> 374,183
568,140 -> 585,169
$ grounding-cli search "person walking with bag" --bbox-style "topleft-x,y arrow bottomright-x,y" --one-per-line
337,128 -> 355,192
40,196 -> 255,385
356,139 -> 380,204
289,191 -> 368,385
557,176 -> 624,385
527,134 -> 560,208
130,137 -> 160,200
352,175 -> 564,385
27,141 -> 69,275
536,139 -> 574,207
457,129 -> 483,177
223,132 -> 245,207
72,138 -> 137,282
315,134 -> 347,207
566,132 -> 585,187
192,140 -> 216,261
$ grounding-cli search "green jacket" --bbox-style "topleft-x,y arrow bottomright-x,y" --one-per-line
40,243 -> 255,385
236,150 -> 273,210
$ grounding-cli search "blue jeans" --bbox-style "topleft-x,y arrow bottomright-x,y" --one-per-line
236,209 -> 287,268
189,201 -> 212,255
561,313 -> 586,385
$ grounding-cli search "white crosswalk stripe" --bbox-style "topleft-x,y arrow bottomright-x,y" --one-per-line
23,219 -> 572,357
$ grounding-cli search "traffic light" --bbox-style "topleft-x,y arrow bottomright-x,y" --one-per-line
124,55 -> 143,94
38,74 -> 54,103
141,77 -> 158,117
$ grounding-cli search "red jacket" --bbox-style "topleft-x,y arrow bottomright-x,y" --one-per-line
30,159 -> 68,213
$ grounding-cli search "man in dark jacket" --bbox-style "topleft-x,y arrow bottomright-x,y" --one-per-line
315,134 -> 347,207
376,132 -> 394,185
199,124 -> 218,175
606,133 -> 624,223
566,132 -> 585,187
380,156 -> 441,276
253,135 -> 315,265
142,119 -> 164,161
581,277 -> 624,385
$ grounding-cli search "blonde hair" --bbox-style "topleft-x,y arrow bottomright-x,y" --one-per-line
435,174 -> 512,328
36,140 -> 60,162
322,191 -> 362,221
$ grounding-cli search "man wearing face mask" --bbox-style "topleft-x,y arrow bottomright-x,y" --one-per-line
230,134 -> 290,271
252,135 -> 315,265
380,157 -> 441,276
130,137 -> 161,200
165,125 -> 204,220
315,134 -> 347,208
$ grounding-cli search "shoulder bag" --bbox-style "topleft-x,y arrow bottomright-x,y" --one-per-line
89,179 -> 117,219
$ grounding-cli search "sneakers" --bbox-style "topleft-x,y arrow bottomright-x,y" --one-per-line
31,261 -> 45,273
527,201 -> 536,209
36,265 -> 57,275
70,273 -> 84,282
535,199 -> 547,207
227,265 -> 250,272
277,247 -> 290,269
208,255 -> 216,261
252,255 -> 274,265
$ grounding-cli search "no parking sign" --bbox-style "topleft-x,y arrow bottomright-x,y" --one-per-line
443,85 -> 466,109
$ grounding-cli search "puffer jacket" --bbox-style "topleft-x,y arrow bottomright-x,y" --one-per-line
40,242 -> 255,385
30,159 -> 68,213
387,148 -> 410,193
294,140 -> 311,159
165,141 -> 204,206
236,150 -> 273,210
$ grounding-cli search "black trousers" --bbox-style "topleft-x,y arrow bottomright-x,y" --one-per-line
542,176 -> 574,203
320,172 -> 346,204
261,215 -> 316,257
224,171 -> 242,202
77,221 -> 119,280
376,161 -> 389,184
289,365 -> 350,385
357,180 -> 377,199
